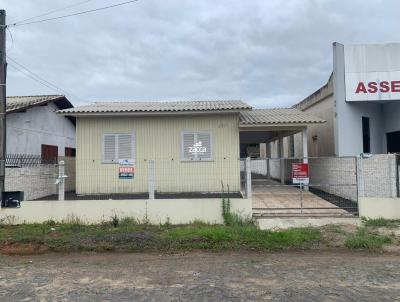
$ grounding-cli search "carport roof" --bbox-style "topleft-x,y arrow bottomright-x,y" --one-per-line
239,108 -> 325,125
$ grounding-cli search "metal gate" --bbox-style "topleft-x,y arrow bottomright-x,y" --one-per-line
241,157 -> 359,217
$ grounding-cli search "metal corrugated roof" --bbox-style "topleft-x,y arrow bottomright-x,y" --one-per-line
239,108 -> 325,125
59,100 -> 251,115
7,95 -> 70,113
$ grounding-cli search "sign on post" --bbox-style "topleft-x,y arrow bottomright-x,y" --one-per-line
292,163 -> 309,185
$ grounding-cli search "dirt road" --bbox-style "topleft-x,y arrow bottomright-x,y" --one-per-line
0,251 -> 399,301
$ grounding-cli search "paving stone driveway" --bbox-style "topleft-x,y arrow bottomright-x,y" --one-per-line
0,251 -> 399,301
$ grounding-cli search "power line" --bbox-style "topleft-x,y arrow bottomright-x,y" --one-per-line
6,27 -> 13,52
7,0 -> 139,27
12,0 -> 95,25
7,56 -> 89,103
8,63 -> 66,94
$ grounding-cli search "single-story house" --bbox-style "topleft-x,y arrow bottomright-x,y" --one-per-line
59,100 -> 324,196
7,95 -> 76,161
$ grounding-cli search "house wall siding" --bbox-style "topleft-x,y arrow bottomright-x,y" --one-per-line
76,114 -> 240,194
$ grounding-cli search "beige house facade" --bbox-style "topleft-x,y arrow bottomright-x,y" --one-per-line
61,101 -> 250,195
60,100 -> 324,196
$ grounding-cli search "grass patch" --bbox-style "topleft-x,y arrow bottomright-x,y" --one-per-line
163,224 -> 321,250
0,218 -> 322,253
362,217 -> 400,228
345,228 -> 392,249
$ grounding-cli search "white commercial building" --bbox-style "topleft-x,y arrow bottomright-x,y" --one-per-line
294,42 -> 400,157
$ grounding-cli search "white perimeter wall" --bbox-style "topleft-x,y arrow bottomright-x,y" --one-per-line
0,198 -> 252,225
7,102 -> 76,156
359,197 -> 400,219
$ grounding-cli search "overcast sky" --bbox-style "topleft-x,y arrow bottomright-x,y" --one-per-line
1,0 -> 400,107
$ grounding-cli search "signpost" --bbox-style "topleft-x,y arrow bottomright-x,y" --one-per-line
292,163 -> 309,214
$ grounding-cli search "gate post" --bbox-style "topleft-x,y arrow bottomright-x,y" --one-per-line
356,156 -> 364,199
58,160 -> 65,201
148,160 -> 155,200
245,157 -> 252,199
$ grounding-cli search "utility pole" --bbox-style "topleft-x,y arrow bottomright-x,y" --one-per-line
0,9 -> 6,205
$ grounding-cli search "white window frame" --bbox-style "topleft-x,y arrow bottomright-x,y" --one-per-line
102,132 -> 136,164
180,131 -> 213,162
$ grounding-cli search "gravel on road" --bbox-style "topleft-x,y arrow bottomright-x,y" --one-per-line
0,251 -> 399,301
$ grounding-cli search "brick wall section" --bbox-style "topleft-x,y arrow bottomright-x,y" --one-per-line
308,157 -> 357,201
5,165 -> 57,200
358,154 -> 397,198
248,155 -> 398,201
5,157 -> 76,200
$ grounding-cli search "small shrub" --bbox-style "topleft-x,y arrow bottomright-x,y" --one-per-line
110,214 -> 120,228
43,219 -> 56,226
62,214 -> 83,225
345,228 -> 392,249
119,217 -> 139,227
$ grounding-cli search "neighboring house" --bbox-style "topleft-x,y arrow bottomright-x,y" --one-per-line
7,95 -> 76,160
59,101 -> 323,195
293,42 -> 400,157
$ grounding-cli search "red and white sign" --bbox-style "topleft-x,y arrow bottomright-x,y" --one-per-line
292,163 -> 309,185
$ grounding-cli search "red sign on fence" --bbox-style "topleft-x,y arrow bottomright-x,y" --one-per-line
292,163 -> 309,185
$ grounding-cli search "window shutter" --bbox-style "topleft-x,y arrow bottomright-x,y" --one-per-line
118,134 -> 133,160
103,135 -> 116,162
197,132 -> 212,160
182,133 -> 195,160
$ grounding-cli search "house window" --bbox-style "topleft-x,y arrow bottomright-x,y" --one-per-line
362,117 -> 371,153
181,131 -> 213,161
102,133 -> 135,163
41,144 -> 58,163
65,147 -> 76,157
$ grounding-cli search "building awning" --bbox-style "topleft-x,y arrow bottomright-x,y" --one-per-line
239,108 -> 325,126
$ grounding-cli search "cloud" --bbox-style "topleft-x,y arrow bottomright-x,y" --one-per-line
2,0 -> 400,107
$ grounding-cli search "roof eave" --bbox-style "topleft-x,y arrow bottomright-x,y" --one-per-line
58,108 -> 251,117
239,121 -> 326,127
6,95 -> 71,114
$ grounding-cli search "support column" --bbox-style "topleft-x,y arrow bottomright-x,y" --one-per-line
245,157 -> 252,199
279,138 -> 285,184
266,142 -> 271,179
148,160 -> 155,200
58,160 -> 65,201
302,128 -> 308,164
302,128 -> 309,191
